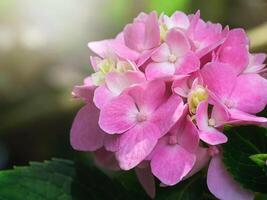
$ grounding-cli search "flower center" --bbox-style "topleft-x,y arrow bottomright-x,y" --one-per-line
136,112 -> 147,122
225,100 -> 234,109
208,118 -> 216,127
168,54 -> 177,63
188,86 -> 209,114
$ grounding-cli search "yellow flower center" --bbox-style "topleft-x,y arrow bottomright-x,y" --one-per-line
188,86 -> 209,114
91,59 -> 133,86
160,24 -> 168,42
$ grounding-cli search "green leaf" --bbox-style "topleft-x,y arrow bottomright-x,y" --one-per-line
250,154 -> 267,168
223,125 -> 267,193
0,158 -> 136,200
255,193 -> 267,200
0,158 -> 218,200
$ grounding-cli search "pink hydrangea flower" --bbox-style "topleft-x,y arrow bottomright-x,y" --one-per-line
70,10 -> 267,200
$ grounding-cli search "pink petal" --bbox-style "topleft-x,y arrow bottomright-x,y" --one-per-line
185,147 -> 210,179
151,43 -> 170,62
123,12 -> 160,52
177,116 -> 199,153
145,62 -> 175,80
135,166 -> 156,198
116,123 -> 160,170
207,155 -> 254,200
228,109 -> 267,125
137,48 -> 158,67
93,84 -> 115,109
124,22 -> 146,52
70,104 -> 104,151
151,138 -> 196,185
106,71 -> 146,95
199,129 -> 228,145
218,45 -> 249,74
128,80 -> 167,113
94,148 -> 120,171
104,134 -> 120,152
166,28 -> 190,57
201,62 -> 236,101
223,28 -> 249,46
99,94 -> 138,134
144,11 -> 160,50
151,95 -> 185,137
175,51 -> 200,75
229,74 -> 267,113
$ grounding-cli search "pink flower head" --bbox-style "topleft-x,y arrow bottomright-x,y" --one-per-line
70,10 -> 267,199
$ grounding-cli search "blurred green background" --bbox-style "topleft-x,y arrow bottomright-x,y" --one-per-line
0,0 -> 267,169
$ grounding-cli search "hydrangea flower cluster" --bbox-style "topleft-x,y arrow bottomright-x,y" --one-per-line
70,11 -> 267,200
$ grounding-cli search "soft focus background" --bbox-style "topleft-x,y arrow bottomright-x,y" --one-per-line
0,0 -> 267,169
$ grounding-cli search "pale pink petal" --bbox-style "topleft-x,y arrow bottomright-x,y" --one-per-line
99,94 -> 138,134
151,138 -> 196,186
109,40 -> 139,61
229,74 -> 267,113
166,29 -> 190,57
244,53 -> 266,74
175,51 -> 200,75
72,85 -> 95,103
207,155 -> 254,200
116,123 -> 160,170
170,11 -> 190,30
135,166 -> 156,198
94,148 -> 120,171
90,56 -> 102,71
93,85 -> 115,109
196,101 -> 209,130
70,104 -> 104,151
151,43 -> 170,62
106,71 -> 146,95
144,11 -> 160,50
145,62 -> 175,80
199,129 -> 228,145
172,76 -> 190,97
211,100 -> 230,127
228,109 -> 267,125
88,40 -> 111,58
201,62 -> 236,101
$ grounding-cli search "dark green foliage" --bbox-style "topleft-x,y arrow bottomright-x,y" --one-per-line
223,125 -> 267,193
0,158 -> 217,200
